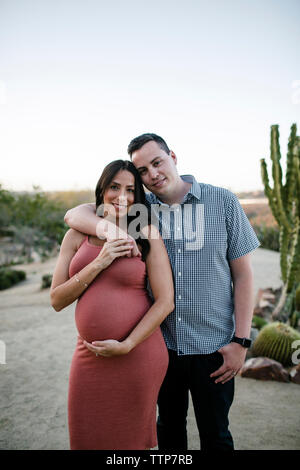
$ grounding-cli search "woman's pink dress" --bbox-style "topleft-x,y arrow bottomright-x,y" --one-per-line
68,236 -> 168,450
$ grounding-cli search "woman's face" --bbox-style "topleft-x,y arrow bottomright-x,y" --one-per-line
103,169 -> 135,219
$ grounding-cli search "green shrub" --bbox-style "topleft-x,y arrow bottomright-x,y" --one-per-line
0,268 -> 26,290
253,224 -> 280,252
0,185 -> 68,265
41,274 -> 53,289
252,315 -> 268,330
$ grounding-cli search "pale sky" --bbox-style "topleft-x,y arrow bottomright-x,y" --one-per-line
0,0 -> 299,193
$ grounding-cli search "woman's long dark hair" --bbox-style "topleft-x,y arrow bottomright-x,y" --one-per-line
95,160 -> 150,260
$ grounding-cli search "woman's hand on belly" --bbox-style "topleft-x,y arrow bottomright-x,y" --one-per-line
82,338 -> 133,357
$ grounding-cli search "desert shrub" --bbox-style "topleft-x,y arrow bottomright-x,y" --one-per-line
0,268 -> 26,290
41,274 -> 53,289
0,185 -> 68,265
253,224 -> 280,252
252,315 -> 268,330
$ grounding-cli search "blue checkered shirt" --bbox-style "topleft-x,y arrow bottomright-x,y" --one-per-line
146,175 -> 260,355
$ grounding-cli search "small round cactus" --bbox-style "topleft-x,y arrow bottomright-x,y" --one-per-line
252,321 -> 300,366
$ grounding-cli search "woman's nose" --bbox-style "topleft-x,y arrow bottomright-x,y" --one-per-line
117,194 -> 127,204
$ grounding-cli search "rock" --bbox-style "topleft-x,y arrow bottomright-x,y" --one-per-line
253,305 -> 265,317
254,287 -> 280,317
258,299 -> 274,310
240,357 -> 290,383
289,364 -> 300,385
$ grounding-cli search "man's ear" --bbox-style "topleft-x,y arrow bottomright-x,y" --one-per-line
169,150 -> 177,165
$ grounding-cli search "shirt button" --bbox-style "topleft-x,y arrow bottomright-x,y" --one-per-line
178,249 -> 181,253
178,318 -> 181,322
178,272 -> 181,276
178,295 -> 181,300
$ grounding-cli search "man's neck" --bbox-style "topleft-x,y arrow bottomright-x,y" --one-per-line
156,179 -> 192,206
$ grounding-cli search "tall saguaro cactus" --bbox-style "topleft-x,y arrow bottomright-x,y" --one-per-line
260,124 -> 300,324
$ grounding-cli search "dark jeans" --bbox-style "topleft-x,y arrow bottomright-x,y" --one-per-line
157,349 -> 234,451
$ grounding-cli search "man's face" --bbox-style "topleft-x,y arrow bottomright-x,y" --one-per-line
131,141 -> 178,197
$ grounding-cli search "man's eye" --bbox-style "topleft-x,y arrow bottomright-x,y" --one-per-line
154,160 -> 161,166
139,170 -> 146,176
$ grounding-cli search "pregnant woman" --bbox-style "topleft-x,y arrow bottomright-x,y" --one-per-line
50,160 -> 174,450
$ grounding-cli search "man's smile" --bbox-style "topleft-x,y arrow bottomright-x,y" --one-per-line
152,177 -> 167,188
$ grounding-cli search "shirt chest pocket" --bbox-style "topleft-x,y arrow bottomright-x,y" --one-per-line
203,211 -> 228,253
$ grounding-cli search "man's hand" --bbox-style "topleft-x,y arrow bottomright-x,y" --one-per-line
210,342 -> 247,384
82,338 -> 133,357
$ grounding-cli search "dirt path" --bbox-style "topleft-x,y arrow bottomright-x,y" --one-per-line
0,248 -> 299,450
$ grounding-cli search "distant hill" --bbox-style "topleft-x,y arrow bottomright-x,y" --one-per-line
46,189 -> 95,209
235,190 -> 265,199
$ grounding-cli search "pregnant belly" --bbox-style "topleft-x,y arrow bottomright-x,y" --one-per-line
75,287 -> 152,343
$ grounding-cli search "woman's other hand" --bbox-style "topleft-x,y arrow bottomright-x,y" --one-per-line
83,339 -> 133,357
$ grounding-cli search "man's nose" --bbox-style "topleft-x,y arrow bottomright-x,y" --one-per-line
149,167 -> 159,180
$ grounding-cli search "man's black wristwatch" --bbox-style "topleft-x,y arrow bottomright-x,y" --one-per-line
231,335 -> 252,348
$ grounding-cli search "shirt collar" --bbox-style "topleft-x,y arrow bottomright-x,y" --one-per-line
150,174 -> 201,206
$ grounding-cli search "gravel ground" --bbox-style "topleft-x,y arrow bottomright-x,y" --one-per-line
0,247 -> 299,450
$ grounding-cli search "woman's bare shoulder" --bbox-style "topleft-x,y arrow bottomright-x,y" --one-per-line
62,228 -> 87,251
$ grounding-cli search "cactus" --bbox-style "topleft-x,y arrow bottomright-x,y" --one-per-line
260,124 -> 300,323
290,285 -> 300,328
296,284 -> 300,311
252,322 -> 300,366
290,311 -> 300,329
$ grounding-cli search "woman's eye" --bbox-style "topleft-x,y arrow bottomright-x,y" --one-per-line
110,185 -> 118,190
127,188 -> 134,193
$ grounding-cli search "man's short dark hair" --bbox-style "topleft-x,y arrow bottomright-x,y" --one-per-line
127,133 -> 170,158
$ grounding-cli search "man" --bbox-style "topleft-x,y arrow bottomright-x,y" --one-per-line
64,133 -> 260,450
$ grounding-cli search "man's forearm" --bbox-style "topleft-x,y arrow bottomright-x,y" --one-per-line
233,270 -> 254,338
64,203 -> 133,241
64,203 -> 99,235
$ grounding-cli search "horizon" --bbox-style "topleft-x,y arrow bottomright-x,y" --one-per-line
1,183 -> 267,199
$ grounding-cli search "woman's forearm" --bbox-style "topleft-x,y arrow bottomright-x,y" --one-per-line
122,298 -> 174,352
51,259 -> 103,311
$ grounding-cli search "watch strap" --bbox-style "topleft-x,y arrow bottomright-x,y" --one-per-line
231,335 -> 252,348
